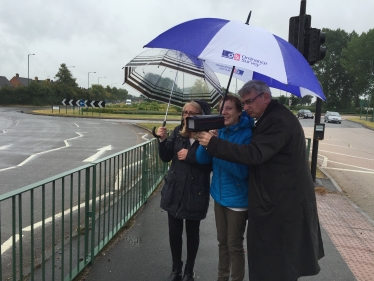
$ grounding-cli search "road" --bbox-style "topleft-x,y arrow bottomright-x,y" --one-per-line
0,107 -> 152,194
299,116 -> 374,221
2,108 -> 374,220
0,107 -> 155,279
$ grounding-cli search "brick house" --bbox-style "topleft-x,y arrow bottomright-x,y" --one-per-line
9,73 -> 43,87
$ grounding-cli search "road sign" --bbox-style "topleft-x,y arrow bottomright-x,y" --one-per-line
62,99 -> 105,107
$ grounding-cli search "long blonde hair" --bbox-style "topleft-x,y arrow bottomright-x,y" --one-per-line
179,101 -> 202,137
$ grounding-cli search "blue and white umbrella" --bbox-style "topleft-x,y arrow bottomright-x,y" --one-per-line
144,18 -> 326,101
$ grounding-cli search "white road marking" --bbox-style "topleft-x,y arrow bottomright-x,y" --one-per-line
139,133 -> 149,140
18,132 -> 84,167
0,132 -> 84,172
321,155 -> 328,168
114,160 -> 142,190
1,130 -> 5,134
83,145 -> 112,162
1,235 -> 23,254
323,167 -> 374,174
326,160 -> 374,172
321,143 -> 353,149
319,149 -> 373,161
0,144 -> 12,150
74,123 -> 79,127
1,192 -> 113,255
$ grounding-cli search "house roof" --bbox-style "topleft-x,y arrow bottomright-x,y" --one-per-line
0,76 -> 12,87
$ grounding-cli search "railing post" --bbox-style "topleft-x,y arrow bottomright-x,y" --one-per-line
141,143 -> 149,202
90,165 -> 97,265
84,167 -> 91,264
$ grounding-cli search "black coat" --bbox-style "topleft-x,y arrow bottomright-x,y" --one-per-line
206,100 -> 324,281
158,125 -> 211,220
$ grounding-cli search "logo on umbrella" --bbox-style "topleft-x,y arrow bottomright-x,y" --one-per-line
222,50 -> 241,61
242,55 -> 268,67
234,68 -> 244,76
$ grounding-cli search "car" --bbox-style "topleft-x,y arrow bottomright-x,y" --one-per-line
297,109 -> 314,119
324,111 -> 342,124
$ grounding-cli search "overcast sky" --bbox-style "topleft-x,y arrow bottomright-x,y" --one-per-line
1,0 -> 373,97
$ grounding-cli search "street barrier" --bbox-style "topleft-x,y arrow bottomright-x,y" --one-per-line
0,138 -> 168,281
0,137 -> 311,281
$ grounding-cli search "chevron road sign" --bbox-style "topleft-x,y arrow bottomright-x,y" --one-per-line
90,100 -> 106,108
62,99 -> 105,107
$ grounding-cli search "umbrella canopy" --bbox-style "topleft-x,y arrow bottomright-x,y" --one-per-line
144,18 -> 326,101
123,48 -> 223,108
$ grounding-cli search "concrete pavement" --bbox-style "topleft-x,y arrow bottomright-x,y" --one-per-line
77,169 -> 374,281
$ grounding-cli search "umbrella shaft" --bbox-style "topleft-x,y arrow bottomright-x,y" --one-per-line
164,69 -> 179,123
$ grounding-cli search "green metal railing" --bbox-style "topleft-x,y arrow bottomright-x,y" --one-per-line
0,138 -> 168,281
0,136 -> 313,281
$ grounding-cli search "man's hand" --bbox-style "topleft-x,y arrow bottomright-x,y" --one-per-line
198,131 -> 214,147
177,148 -> 188,160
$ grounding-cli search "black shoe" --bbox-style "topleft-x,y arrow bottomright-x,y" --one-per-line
182,270 -> 195,281
165,270 -> 183,281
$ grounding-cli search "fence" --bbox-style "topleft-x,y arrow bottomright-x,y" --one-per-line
0,138 -> 168,281
0,136 -> 313,281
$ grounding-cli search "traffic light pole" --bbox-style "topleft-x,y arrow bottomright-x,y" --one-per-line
297,1 -> 306,51
292,0 -> 321,182
311,98 -> 322,181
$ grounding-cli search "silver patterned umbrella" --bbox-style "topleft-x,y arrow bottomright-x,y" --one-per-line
123,48 -> 223,108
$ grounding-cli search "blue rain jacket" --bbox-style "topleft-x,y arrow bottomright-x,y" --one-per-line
196,113 -> 254,208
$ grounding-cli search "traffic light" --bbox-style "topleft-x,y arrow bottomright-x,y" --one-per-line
304,28 -> 326,65
288,15 -> 311,52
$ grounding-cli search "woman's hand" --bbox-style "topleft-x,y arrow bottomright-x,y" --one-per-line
197,131 -> 214,147
157,127 -> 167,141
209,129 -> 218,137
177,148 -> 188,160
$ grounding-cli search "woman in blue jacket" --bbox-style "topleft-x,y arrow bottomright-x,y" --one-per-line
196,94 -> 254,281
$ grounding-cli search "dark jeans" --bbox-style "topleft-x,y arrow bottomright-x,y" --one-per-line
168,212 -> 201,271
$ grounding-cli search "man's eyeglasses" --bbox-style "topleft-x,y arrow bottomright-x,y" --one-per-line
241,93 -> 264,106
182,111 -> 201,116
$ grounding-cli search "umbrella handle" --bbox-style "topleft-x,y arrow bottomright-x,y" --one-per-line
152,120 -> 167,138
152,127 -> 161,138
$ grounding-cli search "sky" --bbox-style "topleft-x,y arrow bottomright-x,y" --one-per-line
1,0 -> 373,98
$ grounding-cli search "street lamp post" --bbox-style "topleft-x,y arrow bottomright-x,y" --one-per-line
28,54 -> 35,85
88,72 -> 96,89
98,77 -> 106,85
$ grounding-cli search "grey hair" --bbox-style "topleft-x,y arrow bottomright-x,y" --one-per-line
238,80 -> 272,99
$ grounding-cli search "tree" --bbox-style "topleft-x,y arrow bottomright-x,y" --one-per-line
54,63 -> 78,87
312,28 -> 356,109
301,95 -> 313,105
189,79 -> 209,94
341,29 -> 374,107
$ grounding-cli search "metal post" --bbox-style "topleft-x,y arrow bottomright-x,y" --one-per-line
88,72 -> 96,90
294,0 -> 321,182
311,98 -> 322,181
28,54 -> 35,86
98,77 -> 106,85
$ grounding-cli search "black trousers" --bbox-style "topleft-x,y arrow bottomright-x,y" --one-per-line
167,212 -> 201,270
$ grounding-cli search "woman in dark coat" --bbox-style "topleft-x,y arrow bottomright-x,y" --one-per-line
156,100 -> 212,281
197,80 -> 324,281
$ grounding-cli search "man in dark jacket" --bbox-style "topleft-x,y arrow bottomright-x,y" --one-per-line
197,80 -> 324,281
